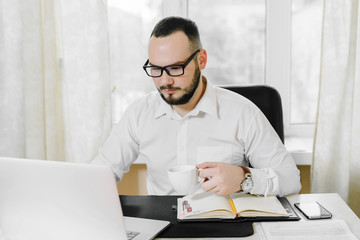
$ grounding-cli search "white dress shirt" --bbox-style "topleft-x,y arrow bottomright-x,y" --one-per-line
92,78 -> 301,196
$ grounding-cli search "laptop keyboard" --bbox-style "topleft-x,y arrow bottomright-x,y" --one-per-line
126,231 -> 140,240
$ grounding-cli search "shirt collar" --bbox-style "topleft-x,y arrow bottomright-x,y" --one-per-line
154,94 -> 173,119
153,76 -> 219,119
189,76 -> 218,118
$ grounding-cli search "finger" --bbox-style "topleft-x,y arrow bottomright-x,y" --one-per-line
196,162 -> 220,169
211,185 -> 228,195
216,190 -> 228,196
198,167 -> 218,179
209,186 -> 219,194
200,178 -> 217,192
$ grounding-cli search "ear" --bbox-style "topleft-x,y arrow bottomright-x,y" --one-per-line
198,49 -> 207,70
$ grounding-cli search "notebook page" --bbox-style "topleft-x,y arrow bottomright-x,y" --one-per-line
230,193 -> 288,216
178,191 -> 233,219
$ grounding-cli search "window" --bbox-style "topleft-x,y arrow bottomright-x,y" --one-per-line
188,0 -> 265,85
108,0 -> 323,144
291,0 -> 322,125
108,0 -> 162,123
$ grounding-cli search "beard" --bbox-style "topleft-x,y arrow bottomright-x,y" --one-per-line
158,65 -> 201,105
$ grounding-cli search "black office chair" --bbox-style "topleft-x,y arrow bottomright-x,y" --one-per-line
221,85 -> 284,143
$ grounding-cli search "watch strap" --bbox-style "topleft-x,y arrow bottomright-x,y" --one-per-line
240,166 -> 251,175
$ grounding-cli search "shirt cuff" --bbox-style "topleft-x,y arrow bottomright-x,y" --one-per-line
249,168 -> 279,196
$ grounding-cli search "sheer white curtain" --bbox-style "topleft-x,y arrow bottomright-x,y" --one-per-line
0,0 -> 111,163
312,0 -> 360,216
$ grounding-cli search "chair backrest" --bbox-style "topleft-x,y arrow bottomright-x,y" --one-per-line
221,85 -> 284,143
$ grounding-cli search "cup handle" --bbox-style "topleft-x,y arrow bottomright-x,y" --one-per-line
196,168 -> 206,184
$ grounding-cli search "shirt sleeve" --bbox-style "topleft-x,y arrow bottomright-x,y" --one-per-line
244,110 -> 301,197
91,105 -> 140,182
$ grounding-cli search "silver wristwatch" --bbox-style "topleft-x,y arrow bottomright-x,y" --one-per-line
240,166 -> 253,194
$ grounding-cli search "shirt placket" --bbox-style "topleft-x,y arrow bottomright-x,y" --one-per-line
176,118 -> 188,165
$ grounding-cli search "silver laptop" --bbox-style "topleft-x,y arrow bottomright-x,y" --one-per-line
0,157 -> 169,240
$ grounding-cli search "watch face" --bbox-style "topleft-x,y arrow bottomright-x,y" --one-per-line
242,174 -> 253,193
242,179 -> 253,192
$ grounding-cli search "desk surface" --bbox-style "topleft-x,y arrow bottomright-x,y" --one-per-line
158,193 -> 360,240
287,193 -> 360,238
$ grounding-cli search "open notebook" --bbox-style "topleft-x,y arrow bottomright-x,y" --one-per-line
177,191 -> 300,222
0,157 -> 169,240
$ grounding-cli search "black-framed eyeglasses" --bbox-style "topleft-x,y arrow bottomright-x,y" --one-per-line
143,49 -> 201,77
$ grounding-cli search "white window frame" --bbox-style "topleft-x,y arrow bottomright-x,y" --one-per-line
266,0 -> 316,139
266,0 -> 313,165
162,0 -> 316,141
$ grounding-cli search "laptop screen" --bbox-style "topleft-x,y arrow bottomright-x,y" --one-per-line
0,157 -> 128,240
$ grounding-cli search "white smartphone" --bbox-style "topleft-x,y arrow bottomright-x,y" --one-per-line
294,202 -> 332,220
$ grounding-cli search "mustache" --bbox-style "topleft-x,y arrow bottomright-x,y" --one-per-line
159,85 -> 181,91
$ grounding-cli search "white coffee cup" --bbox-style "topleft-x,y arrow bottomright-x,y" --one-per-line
168,165 -> 202,195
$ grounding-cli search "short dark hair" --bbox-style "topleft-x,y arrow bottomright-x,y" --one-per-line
150,16 -> 202,52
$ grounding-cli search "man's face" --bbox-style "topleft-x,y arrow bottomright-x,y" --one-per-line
148,31 -> 201,105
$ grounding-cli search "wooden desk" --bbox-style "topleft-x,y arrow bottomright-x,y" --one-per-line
159,193 -> 360,240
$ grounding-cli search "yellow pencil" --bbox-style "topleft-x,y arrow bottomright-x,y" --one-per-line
227,195 -> 237,214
